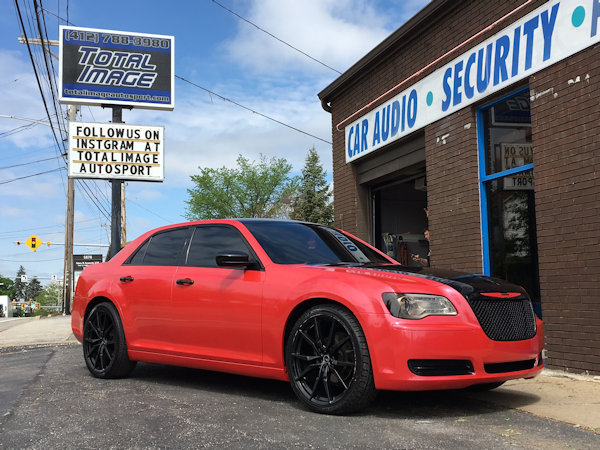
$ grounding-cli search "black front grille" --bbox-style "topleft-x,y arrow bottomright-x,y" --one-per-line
467,295 -> 536,341
408,359 -> 474,376
485,359 -> 536,373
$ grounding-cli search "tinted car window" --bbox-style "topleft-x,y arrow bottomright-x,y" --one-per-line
242,221 -> 389,265
128,239 -> 149,265
132,228 -> 190,266
186,226 -> 251,267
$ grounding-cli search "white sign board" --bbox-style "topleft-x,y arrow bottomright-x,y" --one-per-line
501,143 -> 534,190
68,122 -> 164,182
345,0 -> 600,162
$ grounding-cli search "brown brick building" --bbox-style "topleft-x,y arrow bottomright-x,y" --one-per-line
319,0 -> 600,375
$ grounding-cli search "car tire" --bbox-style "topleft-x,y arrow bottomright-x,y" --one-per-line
286,304 -> 376,414
83,302 -> 136,379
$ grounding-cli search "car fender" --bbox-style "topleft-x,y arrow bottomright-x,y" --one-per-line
261,267 -> 397,369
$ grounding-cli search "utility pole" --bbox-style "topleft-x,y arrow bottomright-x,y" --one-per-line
108,106 -> 124,259
17,34 -> 76,315
121,182 -> 127,245
62,104 -> 77,314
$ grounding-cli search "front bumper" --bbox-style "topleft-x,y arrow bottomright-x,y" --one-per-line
362,312 -> 545,391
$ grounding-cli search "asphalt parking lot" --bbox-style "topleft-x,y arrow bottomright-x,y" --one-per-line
1,344 -> 598,449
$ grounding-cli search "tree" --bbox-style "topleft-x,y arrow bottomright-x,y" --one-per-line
293,147 -> 334,225
0,275 -> 15,299
13,266 -> 27,301
185,154 -> 298,220
37,281 -> 62,306
24,277 -> 43,301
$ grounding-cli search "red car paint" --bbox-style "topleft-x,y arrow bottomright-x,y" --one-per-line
72,219 -> 543,398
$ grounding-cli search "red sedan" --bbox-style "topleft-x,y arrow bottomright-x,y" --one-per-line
72,219 -> 544,414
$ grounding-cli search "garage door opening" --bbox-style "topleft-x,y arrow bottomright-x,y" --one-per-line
372,171 -> 429,266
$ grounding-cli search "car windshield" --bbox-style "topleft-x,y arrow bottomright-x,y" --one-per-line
241,221 -> 389,265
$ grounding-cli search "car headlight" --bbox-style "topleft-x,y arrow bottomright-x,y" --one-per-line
382,293 -> 457,319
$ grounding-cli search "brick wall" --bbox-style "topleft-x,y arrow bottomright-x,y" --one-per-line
328,0 -> 542,237
529,47 -> 600,374
325,0 -> 600,374
425,109 -> 483,274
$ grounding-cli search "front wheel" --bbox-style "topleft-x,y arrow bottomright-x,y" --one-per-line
286,304 -> 376,414
83,302 -> 136,379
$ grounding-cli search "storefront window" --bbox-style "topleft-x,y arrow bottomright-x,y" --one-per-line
478,88 -> 540,309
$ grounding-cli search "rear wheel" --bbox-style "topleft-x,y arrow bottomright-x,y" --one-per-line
286,304 -> 376,414
83,302 -> 136,378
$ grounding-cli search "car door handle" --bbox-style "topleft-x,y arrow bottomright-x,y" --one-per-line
120,276 -> 134,282
176,278 -> 194,286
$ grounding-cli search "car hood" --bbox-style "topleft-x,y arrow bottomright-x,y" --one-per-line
319,263 -> 528,300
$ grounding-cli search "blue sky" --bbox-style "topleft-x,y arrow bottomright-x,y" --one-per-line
0,0 -> 429,283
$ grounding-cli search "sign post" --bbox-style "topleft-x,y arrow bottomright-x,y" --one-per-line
110,107 -> 123,260
59,25 -> 173,305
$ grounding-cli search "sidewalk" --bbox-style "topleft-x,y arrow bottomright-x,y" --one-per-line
0,315 -> 77,348
472,370 -> 600,432
0,315 -> 599,432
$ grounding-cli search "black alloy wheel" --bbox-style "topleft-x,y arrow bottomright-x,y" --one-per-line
286,304 -> 376,414
83,302 -> 136,379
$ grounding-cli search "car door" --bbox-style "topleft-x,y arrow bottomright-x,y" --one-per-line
117,226 -> 191,353
171,224 -> 264,364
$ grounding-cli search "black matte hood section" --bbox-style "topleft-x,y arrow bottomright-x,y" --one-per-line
362,264 -> 529,299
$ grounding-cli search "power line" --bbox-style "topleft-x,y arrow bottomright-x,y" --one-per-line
211,0 -> 342,75
0,154 -> 64,170
33,0 -> 68,144
176,75 -> 332,145
14,0 -> 68,197
76,179 -> 111,220
14,0 -> 64,155
0,217 -> 102,236
0,257 -> 64,262
0,121 -> 39,138
128,198 -> 174,223
0,166 -> 66,184
38,7 -> 333,146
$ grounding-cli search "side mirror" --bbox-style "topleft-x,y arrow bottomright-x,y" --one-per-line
216,251 -> 252,268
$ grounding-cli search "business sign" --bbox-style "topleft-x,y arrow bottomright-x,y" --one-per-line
73,254 -> 103,272
59,26 -> 174,110
68,122 -> 164,182
73,254 -> 103,288
501,143 -> 534,190
345,0 -> 600,162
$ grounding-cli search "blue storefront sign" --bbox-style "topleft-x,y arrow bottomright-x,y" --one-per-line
345,0 -> 600,162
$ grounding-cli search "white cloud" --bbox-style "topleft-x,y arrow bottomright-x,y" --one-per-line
0,50 -> 60,149
2,172 -> 67,199
2,206 -> 30,218
105,81 -> 333,187
126,186 -> 167,202
223,0 -> 395,75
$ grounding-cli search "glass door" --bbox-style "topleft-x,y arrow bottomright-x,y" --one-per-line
478,87 -> 541,313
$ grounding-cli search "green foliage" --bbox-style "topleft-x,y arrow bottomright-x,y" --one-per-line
8,266 -> 44,302
24,277 -> 43,301
13,265 -> 27,301
294,147 -> 334,225
0,275 -> 16,299
37,281 -> 62,306
185,154 -> 299,220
